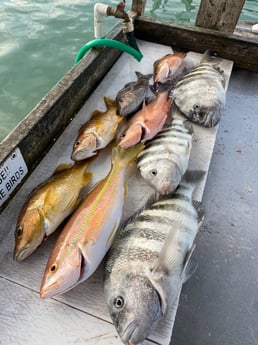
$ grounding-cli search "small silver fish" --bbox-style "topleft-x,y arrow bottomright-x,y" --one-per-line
137,113 -> 193,194
172,50 -> 226,128
116,71 -> 154,117
104,171 -> 204,345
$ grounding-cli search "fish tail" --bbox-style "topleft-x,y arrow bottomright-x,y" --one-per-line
201,49 -> 220,64
183,170 -> 206,185
112,143 -> 145,167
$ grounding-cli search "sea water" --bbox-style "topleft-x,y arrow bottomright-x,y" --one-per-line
0,0 -> 257,141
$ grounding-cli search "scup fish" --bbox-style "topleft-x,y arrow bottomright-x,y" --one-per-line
71,97 -> 123,161
118,91 -> 172,149
137,114 -> 193,194
116,71 -> 153,117
104,171 -> 204,345
13,161 -> 93,262
172,50 -> 226,128
40,143 -> 144,299
153,51 -> 186,84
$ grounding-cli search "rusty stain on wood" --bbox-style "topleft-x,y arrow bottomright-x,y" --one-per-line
134,16 -> 258,71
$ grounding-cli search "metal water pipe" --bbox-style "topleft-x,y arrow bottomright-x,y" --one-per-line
94,1 -> 141,52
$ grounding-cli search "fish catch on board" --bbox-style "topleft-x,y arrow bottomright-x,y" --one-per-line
171,50 -> 226,128
71,97 -> 123,161
153,51 -> 187,84
13,160 -> 93,262
118,90 -> 172,149
104,171 -> 204,345
40,143 -> 144,299
137,113 -> 193,194
116,71 -> 154,117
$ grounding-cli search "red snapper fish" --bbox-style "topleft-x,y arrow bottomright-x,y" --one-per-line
153,51 -> 187,84
118,91 -> 172,149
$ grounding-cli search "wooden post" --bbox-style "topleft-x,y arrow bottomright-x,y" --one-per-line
131,0 -> 146,15
195,0 -> 246,33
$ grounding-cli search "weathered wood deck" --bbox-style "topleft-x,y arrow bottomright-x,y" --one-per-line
0,40 -> 233,345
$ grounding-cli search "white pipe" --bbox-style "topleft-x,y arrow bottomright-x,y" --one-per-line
252,24 -> 258,34
94,3 -> 109,38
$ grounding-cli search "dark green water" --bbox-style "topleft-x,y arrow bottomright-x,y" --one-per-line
0,0 -> 257,141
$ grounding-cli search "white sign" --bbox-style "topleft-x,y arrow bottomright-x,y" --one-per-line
0,148 -> 28,207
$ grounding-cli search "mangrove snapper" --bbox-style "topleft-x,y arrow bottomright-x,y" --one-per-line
104,171 -> 204,345
40,143 -> 144,299
116,71 -> 153,117
153,51 -> 186,84
172,50 -> 226,127
71,97 -> 122,161
13,161 -> 93,262
137,114 -> 193,194
118,91 -> 172,149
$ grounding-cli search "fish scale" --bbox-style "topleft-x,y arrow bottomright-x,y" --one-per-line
137,116 -> 193,194
104,174 -> 203,345
172,50 -> 226,127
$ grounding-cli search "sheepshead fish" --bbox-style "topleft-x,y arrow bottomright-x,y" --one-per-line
137,114 -> 193,194
172,50 -> 226,128
118,91 -> 172,149
13,160 -> 93,262
104,171 -> 204,345
116,71 -> 153,117
40,143 -> 144,299
71,97 -> 123,161
153,51 -> 187,84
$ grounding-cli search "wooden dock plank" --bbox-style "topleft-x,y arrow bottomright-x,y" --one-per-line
0,40 -> 233,345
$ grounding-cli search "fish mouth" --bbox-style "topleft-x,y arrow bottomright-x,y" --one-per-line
120,320 -> 139,345
13,244 -> 33,262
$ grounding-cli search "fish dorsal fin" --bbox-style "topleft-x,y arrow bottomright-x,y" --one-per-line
91,109 -> 103,118
192,200 -> 205,226
135,71 -> 152,80
181,244 -> 198,283
104,97 -> 116,109
117,192 -> 161,232
53,163 -> 73,174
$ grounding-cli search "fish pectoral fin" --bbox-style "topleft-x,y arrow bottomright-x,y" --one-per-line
44,185 -> 58,209
78,240 -> 93,265
181,244 -> 198,283
82,172 -> 93,186
53,163 -> 73,174
106,222 -> 119,247
148,270 -> 168,316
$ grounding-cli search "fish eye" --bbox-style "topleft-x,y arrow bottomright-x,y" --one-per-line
150,169 -> 157,177
75,141 -> 80,146
113,296 -> 124,309
193,103 -> 200,110
15,226 -> 23,237
121,132 -> 126,138
50,264 -> 58,272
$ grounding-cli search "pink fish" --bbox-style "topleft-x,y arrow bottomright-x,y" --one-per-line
119,91 -> 172,149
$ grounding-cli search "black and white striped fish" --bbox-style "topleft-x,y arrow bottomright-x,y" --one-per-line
137,114 -> 193,194
104,172 -> 204,345
171,50 -> 226,128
